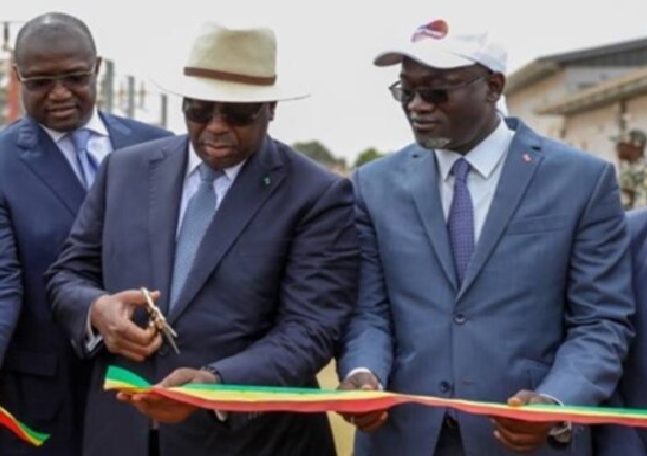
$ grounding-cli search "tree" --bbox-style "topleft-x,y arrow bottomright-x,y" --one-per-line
354,147 -> 384,168
292,140 -> 346,170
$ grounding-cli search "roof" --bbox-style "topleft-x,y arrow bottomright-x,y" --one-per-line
536,66 -> 647,115
506,36 -> 647,95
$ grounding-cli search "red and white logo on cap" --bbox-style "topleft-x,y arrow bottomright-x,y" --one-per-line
411,20 -> 449,42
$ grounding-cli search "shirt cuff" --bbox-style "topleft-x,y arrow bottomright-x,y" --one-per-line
84,312 -> 103,352
346,367 -> 383,390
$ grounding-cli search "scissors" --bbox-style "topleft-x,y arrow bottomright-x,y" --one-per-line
140,287 -> 180,354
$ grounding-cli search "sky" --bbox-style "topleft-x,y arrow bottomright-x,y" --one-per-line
5,1 -> 647,162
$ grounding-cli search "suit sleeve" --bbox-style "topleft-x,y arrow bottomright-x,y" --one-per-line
0,188 -> 23,367
337,169 -> 394,384
535,163 -> 635,405
593,391 -> 647,456
594,209 -> 647,456
210,177 -> 359,387
46,157 -> 110,357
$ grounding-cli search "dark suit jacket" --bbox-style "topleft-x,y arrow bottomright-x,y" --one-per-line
0,113 -> 170,456
46,135 -> 358,456
594,208 -> 647,456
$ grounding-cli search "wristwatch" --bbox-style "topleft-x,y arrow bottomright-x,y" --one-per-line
549,424 -> 573,445
199,365 -> 221,384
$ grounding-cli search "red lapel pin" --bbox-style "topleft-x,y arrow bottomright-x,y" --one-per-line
522,153 -> 532,162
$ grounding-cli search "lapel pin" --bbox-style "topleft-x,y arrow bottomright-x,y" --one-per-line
522,153 -> 532,163
263,176 -> 271,185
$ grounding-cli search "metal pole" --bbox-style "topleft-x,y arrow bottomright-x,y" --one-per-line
160,93 -> 168,129
126,75 -> 135,119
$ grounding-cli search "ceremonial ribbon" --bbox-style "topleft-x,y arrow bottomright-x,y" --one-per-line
104,366 -> 647,428
0,406 -> 49,446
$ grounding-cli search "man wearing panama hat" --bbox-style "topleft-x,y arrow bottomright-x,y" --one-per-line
47,21 -> 358,456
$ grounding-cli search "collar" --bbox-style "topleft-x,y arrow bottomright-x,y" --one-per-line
435,118 -> 514,181
186,142 -> 246,181
41,109 -> 109,143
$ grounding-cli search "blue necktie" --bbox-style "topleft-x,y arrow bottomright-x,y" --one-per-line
448,158 -> 474,286
70,129 -> 98,190
169,163 -> 223,310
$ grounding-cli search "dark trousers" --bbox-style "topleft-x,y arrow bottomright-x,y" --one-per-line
434,415 -> 465,456
149,431 -> 160,456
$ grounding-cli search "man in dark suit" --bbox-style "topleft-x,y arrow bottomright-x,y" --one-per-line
594,208 -> 647,456
337,18 -> 634,456
0,12 -> 170,456
46,21 -> 358,456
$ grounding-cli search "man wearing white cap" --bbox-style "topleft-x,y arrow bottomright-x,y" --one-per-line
338,18 -> 634,456
46,21 -> 358,456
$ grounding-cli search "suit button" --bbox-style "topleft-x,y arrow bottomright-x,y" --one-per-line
453,313 -> 467,325
439,381 -> 452,394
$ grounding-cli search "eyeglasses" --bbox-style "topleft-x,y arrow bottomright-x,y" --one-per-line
15,63 -> 98,92
183,99 -> 265,127
389,73 -> 488,105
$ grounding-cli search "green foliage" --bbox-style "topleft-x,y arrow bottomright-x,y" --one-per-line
354,147 -> 384,168
293,140 -> 346,169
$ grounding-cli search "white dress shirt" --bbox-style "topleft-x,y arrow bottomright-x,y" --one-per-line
41,109 -> 112,185
177,143 -> 245,233
434,118 -> 515,244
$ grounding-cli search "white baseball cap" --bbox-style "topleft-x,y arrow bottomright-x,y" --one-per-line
374,19 -> 507,74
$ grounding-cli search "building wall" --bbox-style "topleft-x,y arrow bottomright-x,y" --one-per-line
563,66 -> 636,92
506,72 -> 566,139
561,104 -> 619,166
556,94 -> 647,169
627,95 -> 647,134
506,66 -> 637,141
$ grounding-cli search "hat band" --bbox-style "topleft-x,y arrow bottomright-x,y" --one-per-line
183,67 -> 276,86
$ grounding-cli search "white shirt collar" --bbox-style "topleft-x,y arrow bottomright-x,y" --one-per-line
186,142 -> 246,181
41,108 -> 109,143
435,118 -> 514,181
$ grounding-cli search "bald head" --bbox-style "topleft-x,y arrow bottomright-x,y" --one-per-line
14,12 -> 96,67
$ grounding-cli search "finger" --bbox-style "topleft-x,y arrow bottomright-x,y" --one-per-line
494,421 -> 545,443
115,289 -> 162,307
507,390 -> 536,407
159,368 -> 201,388
117,392 -> 133,402
355,412 -> 388,431
494,421 -> 549,454
352,413 -> 381,428
493,416 -> 552,435
110,332 -> 159,356
114,322 -> 160,346
140,333 -> 163,356
359,417 -> 387,433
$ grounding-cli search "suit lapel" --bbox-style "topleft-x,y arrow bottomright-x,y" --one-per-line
100,112 -> 133,149
406,147 -> 458,293
147,136 -> 188,313
458,119 -> 543,299
17,117 -> 85,216
168,137 -> 286,324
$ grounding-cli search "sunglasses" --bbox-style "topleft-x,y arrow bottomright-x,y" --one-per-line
389,73 -> 488,105
15,63 -> 98,92
182,99 -> 265,126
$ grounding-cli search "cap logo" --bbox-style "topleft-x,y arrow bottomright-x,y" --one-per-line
411,20 -> 449,42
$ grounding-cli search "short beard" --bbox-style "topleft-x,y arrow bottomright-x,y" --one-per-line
417,136 -> 451,150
